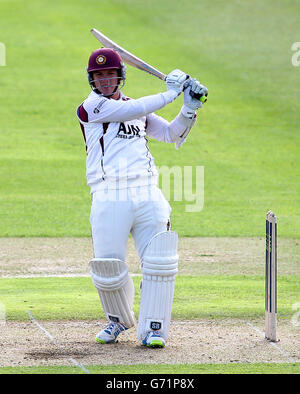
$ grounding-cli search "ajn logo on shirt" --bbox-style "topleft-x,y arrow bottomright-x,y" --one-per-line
117,122 -> 145,139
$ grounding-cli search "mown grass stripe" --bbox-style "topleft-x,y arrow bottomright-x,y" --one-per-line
0,363 -> 299,374
0,275 -> 298,321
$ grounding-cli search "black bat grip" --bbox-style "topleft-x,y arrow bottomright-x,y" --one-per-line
190,90 -> 208,103
184,75 -> 208,103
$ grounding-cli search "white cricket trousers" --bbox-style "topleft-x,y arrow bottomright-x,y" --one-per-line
90,184 -> 171,261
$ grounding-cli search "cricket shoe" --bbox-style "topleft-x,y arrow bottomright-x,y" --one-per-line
142,331 -> 165,348
96,322 -> 128,344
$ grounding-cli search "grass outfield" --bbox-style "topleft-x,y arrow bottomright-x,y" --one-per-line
1,0 -> 299,376
0,0 -> 299,237
0,363 -> 300,374
1,275 -> 298,321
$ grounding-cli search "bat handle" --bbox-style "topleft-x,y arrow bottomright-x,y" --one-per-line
184,78 -> 208,103
190,90 -> 208,103
164,75 -> 208,103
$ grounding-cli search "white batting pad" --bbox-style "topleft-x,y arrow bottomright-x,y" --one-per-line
137,231 -> 178,340
90,258 -> 136,328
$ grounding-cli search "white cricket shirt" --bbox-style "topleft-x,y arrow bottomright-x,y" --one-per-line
77,90 -> 196,192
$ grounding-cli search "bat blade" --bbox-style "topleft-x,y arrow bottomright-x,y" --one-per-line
91,28 -> 166,80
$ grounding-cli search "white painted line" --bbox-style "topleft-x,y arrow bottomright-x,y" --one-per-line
26,310 -> 90,374
247,322 -> 297,363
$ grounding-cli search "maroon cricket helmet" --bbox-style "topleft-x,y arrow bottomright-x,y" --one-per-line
87,48 -> 126,94
87,48 -> 123,72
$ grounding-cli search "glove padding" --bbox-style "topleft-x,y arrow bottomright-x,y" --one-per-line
166,69 -> 188,94
184,78 -> 208,111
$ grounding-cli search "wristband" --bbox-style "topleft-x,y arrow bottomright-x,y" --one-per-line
181,105 -> 196,119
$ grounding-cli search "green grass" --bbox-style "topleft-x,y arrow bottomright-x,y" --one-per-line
0,275 -> 298,321
0,0 -> 299,237
0,0 -> 299,376
0,363 -> 299,374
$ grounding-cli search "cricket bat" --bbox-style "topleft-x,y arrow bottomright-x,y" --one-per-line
91,28 -> 207,102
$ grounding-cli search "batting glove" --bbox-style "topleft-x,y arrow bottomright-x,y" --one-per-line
183,79 -> 208,111
166,69 -> 189,95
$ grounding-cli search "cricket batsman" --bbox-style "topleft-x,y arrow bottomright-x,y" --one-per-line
76,48 -> 208,348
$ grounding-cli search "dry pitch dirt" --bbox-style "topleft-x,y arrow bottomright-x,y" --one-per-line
0,237 -> 299,368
